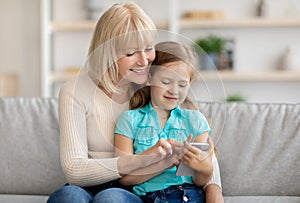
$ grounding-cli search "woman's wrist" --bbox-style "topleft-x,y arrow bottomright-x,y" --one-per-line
117,152 -> 162,176
117,155 -> 139,176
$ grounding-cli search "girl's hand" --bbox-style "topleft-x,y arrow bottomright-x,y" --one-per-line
181,136 -> 214,172
165,135 -> 193,168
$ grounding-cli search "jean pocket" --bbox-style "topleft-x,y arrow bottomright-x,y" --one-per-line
183,188 -> 205,203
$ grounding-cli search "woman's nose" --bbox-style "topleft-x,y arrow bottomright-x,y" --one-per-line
136,51 -> 148,66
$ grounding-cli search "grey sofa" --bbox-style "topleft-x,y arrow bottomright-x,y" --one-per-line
0,97 -> 299,203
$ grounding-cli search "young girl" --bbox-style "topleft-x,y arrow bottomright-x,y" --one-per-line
114,41 -> 214,203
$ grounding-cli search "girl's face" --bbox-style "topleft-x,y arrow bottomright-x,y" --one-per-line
117,45 -> 155,85
150,61 -> 191,111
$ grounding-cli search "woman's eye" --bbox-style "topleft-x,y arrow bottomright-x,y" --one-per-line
145,46 -> 153,51
126,51 -> 135,57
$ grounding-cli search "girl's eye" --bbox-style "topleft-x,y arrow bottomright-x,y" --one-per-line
179,82 -> 189,87
161,80 -> 170,85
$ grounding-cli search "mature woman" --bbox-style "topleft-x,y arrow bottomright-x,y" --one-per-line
47,2 -> 223,203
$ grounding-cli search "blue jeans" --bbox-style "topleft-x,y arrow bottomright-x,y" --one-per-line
47,185 -> 143,203
141,183 -> 205,203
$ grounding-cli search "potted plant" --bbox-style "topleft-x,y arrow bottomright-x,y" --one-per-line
226,94 -> 246,102
194,34 -> 225,70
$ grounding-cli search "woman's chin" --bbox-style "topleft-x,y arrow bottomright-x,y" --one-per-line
132,76 -> 148,85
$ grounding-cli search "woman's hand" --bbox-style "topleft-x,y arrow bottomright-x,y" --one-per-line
141,138 -> 174,164
116,137 -> 183,185
164,135 -> 193,169
116,134 -> 177,182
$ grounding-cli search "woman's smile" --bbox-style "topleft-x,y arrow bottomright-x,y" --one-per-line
130,67 -> 148,75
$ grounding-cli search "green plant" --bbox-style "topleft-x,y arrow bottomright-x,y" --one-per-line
226,94 -> 246,102
195,35 -> 225,54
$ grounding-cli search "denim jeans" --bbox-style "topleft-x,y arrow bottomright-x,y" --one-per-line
141,183 -> 205,203
47,182 -> 143,203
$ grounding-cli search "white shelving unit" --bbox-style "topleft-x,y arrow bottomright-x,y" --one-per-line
179,18 -> 300,28
41,0 -> 51,97
41,0 -> 300,98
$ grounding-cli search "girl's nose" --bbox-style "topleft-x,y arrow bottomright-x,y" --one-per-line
169,84 -> 179,95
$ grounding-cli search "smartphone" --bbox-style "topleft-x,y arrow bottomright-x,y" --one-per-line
191,142 -> 209,151
175,142 -> 209,176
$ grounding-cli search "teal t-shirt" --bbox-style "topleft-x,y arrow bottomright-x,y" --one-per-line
114,102 -> 211,196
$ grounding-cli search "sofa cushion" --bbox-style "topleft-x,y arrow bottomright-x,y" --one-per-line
0,98 -> 66,195
224,196 -> 300,203
198,102 -> 300,196
0,194 -> 48,203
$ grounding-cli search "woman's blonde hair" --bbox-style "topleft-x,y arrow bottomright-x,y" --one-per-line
87,2 -> 157,93
130,41 -> 200,110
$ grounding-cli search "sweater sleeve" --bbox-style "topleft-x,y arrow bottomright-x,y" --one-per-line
204,151 -> 222,190
59,81 -> 121,187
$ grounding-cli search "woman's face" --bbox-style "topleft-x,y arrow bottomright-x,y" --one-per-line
150,61 -> 191,111
117,45 -> 155,85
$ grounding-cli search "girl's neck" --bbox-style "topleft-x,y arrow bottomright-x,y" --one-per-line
152,102 -> 170,128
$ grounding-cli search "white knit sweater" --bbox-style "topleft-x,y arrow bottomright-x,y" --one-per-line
59,72 -> 221,188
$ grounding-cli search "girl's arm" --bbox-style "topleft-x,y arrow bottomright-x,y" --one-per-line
181,133 -> 213,186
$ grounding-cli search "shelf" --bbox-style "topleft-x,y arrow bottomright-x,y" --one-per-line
51,70 -> 300,83
200,71 -> 300,81
50,21 -> 96,32
49,18 -> 300,32
49,21 -> 168,32
179,18 -> 300,29
51,71 -> 80,83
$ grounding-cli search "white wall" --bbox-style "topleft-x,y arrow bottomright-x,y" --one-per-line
0,0 -> 40,96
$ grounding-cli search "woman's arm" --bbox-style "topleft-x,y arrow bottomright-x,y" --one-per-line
60,80 -> 173,186
118,155 -> 176,185
204,147 -> 223,202
205,184 -> 224,203
59,83 -> 124,186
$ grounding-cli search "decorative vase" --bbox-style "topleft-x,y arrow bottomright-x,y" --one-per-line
199,53 -> 219,71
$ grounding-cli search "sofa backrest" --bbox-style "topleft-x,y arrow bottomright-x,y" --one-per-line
1,98 -> 299,197
0,97 -> 66,195
198,102 -> 300,196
